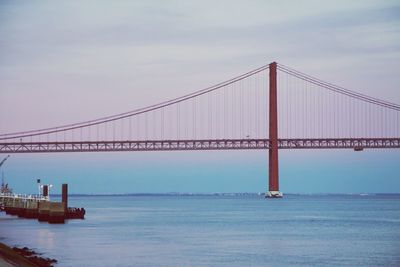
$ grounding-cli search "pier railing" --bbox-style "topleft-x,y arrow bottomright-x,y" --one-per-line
0,193 -> 49,202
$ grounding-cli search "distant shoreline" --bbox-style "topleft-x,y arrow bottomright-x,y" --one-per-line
47,192 -> 400,197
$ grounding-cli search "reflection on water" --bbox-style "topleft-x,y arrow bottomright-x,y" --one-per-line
37,228 -> 56,249
1,194 -> 400,266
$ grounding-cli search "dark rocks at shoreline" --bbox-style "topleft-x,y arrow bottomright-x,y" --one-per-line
12,246 -> 57,267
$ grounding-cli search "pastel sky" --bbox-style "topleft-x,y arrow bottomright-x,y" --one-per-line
0,0 -> 399,194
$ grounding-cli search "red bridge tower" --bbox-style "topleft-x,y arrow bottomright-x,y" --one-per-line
266,62 -> 283,198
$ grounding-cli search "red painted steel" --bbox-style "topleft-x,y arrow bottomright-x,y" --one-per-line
0,62 -> 399,200
269,62 -> 279,192
62,184 -> 68,214
0,138 -> 399,153
42,185 -> 48,197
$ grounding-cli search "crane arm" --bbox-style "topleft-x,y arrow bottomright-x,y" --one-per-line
0,155 -> 10,168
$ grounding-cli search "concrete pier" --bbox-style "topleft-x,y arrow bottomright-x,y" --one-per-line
38,201 -> 50,222
16,199 -> 26,218
25,201 -> 39,219
48,202 -> 65,224
1,183 -> 85,223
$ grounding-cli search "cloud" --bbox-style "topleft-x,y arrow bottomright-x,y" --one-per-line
1,0 -> 400,130
1,0 -> 400,194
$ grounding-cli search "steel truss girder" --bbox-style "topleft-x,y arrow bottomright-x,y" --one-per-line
0,138 -> 399,153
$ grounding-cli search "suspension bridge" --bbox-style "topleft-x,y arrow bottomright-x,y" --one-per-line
1,62 -> 399,197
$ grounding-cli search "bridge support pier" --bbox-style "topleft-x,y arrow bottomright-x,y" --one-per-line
266,62 -> 283,198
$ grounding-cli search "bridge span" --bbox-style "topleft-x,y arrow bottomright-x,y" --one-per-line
1,62 -> 399,197
1,138 -> 399,153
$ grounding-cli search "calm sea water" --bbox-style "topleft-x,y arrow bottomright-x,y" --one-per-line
1,194 -> 400,266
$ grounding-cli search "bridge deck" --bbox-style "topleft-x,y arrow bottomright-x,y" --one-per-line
0,138 -> 399,153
